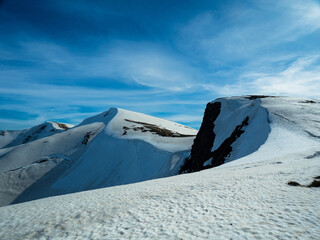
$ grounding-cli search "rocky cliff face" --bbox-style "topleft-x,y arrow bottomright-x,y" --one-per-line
209,116 -> 249,168
179,102 -> 221,173
180,96 -> 272,173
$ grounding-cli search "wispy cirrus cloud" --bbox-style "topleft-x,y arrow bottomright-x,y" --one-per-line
0,39 -> 204,129
1,0 -> 320,130
179,0 -> 320,63
208,55 -> 320,98
178,0 -> 320,98
1,40 -> 200,90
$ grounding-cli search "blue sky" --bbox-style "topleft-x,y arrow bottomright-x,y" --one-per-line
1,0 -> 320,130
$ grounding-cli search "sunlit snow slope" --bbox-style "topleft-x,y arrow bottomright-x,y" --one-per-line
181,96 -> 320,172
0,121 -> 73,149
0,96 -> 319,239
0,108 -> 197,206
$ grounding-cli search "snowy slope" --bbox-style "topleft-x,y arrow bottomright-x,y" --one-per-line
0,108 -> 197,206
0,140 -> 319,239
181,96 -> 320,172
226,96 -> 320,165
0,121 -> 73,149
0,96 -> 319,239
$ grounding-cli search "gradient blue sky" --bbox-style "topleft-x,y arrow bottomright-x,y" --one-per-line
1,0 -> 320,130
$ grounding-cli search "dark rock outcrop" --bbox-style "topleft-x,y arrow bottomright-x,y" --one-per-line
210,116 -> 249,167
180,101 -> 251,173
23,125 -> 47,144
123,119 -> 196,137
179,102 -> 221,173
82,132 -> 93,145
244,95 -> 275,100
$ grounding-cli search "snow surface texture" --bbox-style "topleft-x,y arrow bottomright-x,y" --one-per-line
0,96 -> 319,239
0,108 -> 197,206
0,147 -> 319,239
223,96 -> 320,165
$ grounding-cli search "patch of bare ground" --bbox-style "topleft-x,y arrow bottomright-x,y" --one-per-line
82,132 -> 94,145
244,95 -> 277,100
54,122 -> 70,130
288,176 -> 320,188
299,100 -> 318,104
123,119 -> 196,137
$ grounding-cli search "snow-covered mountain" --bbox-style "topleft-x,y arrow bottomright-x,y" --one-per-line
0,108 -> 197,206
0,95 -> 319,239
181,95 -> 320,172
0,121 -> 73,149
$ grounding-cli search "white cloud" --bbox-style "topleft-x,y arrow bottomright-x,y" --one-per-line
210,55 -> 320,98
95,44 -> 199,91
5,41 -> 201,91
179,0 -> 320,62
252,56 -> 320,97
2,1 -> 320,130
285,0 -> 320,33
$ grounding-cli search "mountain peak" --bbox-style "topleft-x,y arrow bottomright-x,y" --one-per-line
181,95 -> 320,173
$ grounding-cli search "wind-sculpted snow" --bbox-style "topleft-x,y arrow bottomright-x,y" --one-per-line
0,147 -> 319,239
0,108 -> 197,206
0,154 -> 71,206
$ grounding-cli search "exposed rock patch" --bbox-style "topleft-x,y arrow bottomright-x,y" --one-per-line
123,119 -> 196,138
209,116 -> 249,168
53,122 -> 70,130
288,177 -> 320,188
23,125 -> 48,144
307,180 -> 320,188
244,95 -> 276,100
22,135 -> 33,144
38,159 -> 48,163
180,99 -> 253,173
288,181 -> 300,186
300,100 -> 317,104
82,132 -> 94,145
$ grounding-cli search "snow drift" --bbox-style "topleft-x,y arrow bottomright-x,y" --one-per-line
0,108 -> 197,206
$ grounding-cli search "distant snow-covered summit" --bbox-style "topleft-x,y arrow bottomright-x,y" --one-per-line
0,107 -> 197,206
0,121 -> 73,149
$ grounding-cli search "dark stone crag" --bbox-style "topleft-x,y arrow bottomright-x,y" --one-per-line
179,102 -> 221,173
210,116 -> 249,168
180,101 -> 250,173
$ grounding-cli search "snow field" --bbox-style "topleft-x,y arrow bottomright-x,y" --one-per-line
0,147 -> 319,239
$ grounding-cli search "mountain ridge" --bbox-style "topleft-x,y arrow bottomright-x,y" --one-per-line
181,95 -> 320,172
0,96 -> 319,207
0,107 -> 197,206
